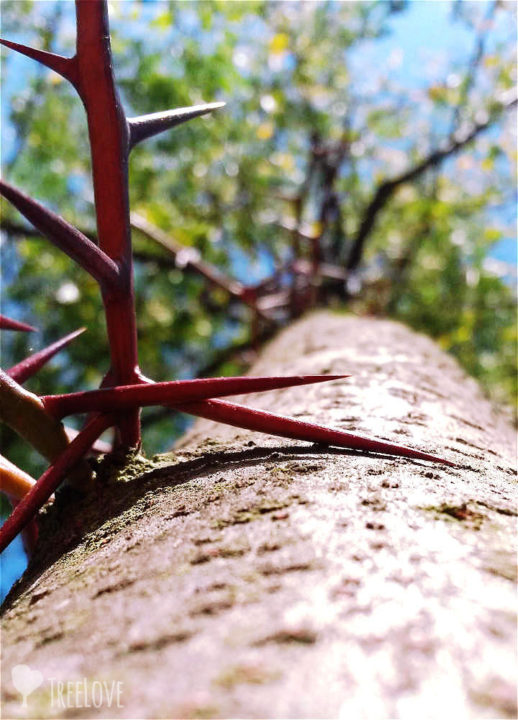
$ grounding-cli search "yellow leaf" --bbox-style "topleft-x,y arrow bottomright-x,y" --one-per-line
257,122 -> 274,140
483,228 -> 501,242
271,152 -> 294,170
269,33 -> 289,54
151,11 -> 172,30
311,221 -> 323,237
428,85 -> 446,102
483,55 -> 499,68
454,326 -> 471,343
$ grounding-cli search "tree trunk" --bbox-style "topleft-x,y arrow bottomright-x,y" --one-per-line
1,311 -> 516,719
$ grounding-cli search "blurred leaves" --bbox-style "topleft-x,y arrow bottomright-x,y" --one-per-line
1,0 -> 516,483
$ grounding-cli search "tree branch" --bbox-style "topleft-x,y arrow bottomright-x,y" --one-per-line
346,92 -> 517,272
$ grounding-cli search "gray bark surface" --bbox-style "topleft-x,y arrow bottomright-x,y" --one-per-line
1,311 -> 516,719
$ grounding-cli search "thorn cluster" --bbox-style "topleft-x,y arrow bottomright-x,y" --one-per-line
0,1 -> 452,555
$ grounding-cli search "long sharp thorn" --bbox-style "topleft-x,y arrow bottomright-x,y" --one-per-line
0,180 -> 119,287
0,413 -> 114,553
177,399 -> 455,467
128,102 -> 225,149
0,369 -> 71,464
0,455 -> 39,556
41,375 -> 348,419
0,38 -> 78,85
0,454 -> 36,501
8,328 -> 86,384
0,314 -> 36,332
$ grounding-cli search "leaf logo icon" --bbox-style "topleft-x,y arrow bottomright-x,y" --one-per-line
11,665 -> 44,707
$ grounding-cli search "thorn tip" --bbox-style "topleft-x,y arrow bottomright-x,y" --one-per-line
128,101 -> 226,148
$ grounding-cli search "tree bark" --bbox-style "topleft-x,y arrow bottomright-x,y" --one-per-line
1,311 -> 516,719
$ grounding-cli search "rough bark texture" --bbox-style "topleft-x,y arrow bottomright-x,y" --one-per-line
1,311 -> 516,719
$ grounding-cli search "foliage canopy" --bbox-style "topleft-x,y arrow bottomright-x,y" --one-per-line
1,0 -> 516,483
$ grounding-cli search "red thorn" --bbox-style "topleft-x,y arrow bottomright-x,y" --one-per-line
177,399 -> 454,467
0,315 -> 37,332
0,180 -> 119,287
0,38 -> 78,85
41,375 -> 348,418
128,102 -> 225,148
0,414 -> 114,553
7,328 -> 86,384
